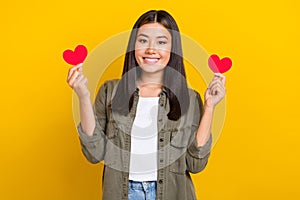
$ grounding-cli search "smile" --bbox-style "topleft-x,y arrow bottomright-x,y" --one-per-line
143,57 -> 160,64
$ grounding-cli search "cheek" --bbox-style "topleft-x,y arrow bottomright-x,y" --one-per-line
134,50 -> 142,65
160,50 -> 171,62
160,44 -> 171,61
135,49 -> 142,59
134,42 -> 145,56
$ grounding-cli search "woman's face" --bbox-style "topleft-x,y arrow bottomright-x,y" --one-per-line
135,22 -> 172,75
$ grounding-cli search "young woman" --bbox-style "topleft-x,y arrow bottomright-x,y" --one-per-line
67,10 -> 226,200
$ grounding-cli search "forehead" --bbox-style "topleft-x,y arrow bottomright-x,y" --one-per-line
137,23 -> 171,38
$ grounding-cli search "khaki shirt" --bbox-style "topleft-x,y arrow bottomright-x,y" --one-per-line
77,79 -> 212,200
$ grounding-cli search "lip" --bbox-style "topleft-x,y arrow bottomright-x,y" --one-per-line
143,57 -> 160,64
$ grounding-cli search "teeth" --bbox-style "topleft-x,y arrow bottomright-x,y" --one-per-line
144,58 -> 159,61
144,58 -> 159,64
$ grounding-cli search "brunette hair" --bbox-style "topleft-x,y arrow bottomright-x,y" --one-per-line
112,10 -> 190,121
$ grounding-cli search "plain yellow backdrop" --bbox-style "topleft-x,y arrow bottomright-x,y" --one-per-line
1,0 -> 299,199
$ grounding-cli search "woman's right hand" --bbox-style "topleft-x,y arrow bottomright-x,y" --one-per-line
66,63 -> 90,100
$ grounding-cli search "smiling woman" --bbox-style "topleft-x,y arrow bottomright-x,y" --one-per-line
135,23 -> 172,68
67,10 -> 226,200
134,23 -> 172,97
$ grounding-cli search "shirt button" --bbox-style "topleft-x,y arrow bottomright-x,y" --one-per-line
160,159 -> 163,163
159,180 -> 163,184
158,119 -> 162,122
159,138 -> 164,142
160,103 -> 164,107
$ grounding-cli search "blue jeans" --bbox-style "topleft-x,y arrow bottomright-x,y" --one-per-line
128,180 -> 157,200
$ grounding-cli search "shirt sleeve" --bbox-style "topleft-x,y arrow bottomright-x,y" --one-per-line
76,81 -> 108,164
188,133 -> 212,159
186,91 -> 212,173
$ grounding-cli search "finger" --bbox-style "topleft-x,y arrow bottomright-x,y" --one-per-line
211,81 -> 225,91
67,67 -> 79,82
210,80 -> 225,89
67,68 -> 84,85
208,78 -> 223,89
72,74 -> 85,88
210,87 -> 219,96
76,74 -> 85,82
210,86 -> 219,95
207,79 -> 218,89
211,84 -> 225,96
211,82 -> 224,91
67,63 -> 83,82
78,65 -> 83,72
67,63 -> 82,81
68,63 -> 82,76
205,87 -> 211,96
83,77 -> 88,86
75,75 -> 89,90
204,88 -> 211,101
214,73 -> 226,85
68,70 -> 80,87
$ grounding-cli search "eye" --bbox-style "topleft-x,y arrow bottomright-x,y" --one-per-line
138,39 -> 148,44
158,41 -> 167,45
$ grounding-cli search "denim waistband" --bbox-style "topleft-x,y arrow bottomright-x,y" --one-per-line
129,180 -> 157,191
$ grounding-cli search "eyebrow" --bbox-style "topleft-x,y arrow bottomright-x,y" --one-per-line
137,33 -> 169,40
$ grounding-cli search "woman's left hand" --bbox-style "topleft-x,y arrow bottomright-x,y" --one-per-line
204,73 -> 226,110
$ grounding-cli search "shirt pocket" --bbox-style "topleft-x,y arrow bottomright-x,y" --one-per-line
168,130 -> 190,174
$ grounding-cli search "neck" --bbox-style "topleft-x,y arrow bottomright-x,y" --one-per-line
137,71 -> 163,88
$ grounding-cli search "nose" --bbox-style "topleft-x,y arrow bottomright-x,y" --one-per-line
145,48 -> 156,54
145,41 -> 157,54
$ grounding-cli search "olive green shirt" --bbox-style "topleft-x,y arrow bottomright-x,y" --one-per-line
77,79 -> 212,200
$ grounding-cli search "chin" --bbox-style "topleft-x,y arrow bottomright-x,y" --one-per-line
139,64 -> 166,73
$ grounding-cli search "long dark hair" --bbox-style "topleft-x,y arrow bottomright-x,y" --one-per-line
112,10 -> 190,121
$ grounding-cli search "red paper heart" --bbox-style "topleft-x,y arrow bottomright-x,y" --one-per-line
208,54 -> 232,73
62,45 -> 88,65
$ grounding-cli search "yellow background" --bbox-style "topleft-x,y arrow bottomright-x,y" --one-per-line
1,0 -> 299,199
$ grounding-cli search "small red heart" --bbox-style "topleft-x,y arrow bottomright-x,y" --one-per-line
208,54 -> 232,73
62,45 -> 88,65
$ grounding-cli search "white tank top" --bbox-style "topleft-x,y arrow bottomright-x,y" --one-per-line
129,96 -> 159,181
